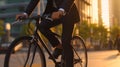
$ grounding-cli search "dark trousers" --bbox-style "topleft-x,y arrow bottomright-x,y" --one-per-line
39,18 -> 74,67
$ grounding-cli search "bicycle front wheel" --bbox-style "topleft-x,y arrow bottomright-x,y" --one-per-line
71,36 -> 88,67
4,36 -> 46,67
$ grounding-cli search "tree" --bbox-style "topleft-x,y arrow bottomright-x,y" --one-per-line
110,26 -> 120,40
77,20 -> 108,48
97,25 -> 108,45
91,24 -> 107,40
78,21 -> 91,40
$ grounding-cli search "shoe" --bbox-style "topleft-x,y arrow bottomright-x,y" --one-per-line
49,48 -> 63,59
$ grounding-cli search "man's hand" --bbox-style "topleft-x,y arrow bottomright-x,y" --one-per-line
16,13 -> 28,20
51,10 -> 64,20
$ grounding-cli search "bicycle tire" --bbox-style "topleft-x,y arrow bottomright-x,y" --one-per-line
71,36 -> 88,67
4,36 -> 46,67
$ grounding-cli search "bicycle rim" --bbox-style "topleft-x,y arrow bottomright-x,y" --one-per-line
4,36 -> 46,67
71,36 -> 88,67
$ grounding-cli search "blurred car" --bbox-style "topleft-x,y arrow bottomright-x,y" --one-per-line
0,42 -> 11,54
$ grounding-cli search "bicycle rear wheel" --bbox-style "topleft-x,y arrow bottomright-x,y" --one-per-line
71,36 -> 88,67
4,36 -> 46,67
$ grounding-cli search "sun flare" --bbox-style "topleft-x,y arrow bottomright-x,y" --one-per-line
101,0 -> 110,28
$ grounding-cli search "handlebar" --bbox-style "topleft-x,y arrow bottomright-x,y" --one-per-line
11,15 -> 61,37
12,15 -> 53,25
11,15 -> 40,25
11,15 -> 53,35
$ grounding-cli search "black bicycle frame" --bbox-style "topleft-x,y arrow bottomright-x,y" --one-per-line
30,17 -> 58,65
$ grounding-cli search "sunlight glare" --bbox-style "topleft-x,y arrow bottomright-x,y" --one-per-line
91,0 -> 98,23
101,0 -> 110,28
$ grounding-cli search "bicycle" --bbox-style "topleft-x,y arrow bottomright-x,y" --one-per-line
4,15 -> 88,67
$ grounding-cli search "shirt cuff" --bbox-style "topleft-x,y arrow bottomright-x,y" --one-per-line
59,8 -> 66,16
23,12 -> 28,16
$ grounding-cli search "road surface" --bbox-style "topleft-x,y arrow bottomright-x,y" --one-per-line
1,50 -> 120,67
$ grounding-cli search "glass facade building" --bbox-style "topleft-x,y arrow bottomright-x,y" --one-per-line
0,0 -> 30,36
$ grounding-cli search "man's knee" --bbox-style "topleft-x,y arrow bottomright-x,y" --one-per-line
38,24 -> 47,34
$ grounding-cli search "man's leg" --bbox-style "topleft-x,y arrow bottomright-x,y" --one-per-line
62,21 -> 74,67
39,20 -> 61,47
39,19 -> 63,59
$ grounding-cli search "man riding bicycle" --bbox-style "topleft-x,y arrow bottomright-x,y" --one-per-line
16,0 -> 80,67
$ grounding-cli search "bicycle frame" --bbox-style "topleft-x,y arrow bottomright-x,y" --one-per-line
27,17 -> 59,66
10,15 -> 87,67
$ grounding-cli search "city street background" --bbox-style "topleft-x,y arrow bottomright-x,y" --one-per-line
1,50 -> 120,67
0,0 -> 120,67
1,0 -> 120,59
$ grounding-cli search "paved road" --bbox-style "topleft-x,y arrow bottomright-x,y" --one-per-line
1,50 -> 120,67
88,50 -> 120,67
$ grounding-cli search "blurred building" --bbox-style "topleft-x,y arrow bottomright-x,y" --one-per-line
1,0 -> 117,33
98,0 -> 102,26
109,0 -> 120,27
0,0 -> 91,37
0,0 -> 30,37
75,0 -> 91,24
90,0 -> 110,29
0,0 -> 46,37
74,0 -> 97,25
1,0 -> 113,37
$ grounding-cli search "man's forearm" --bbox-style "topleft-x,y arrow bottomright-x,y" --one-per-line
25,0 -> 40,16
